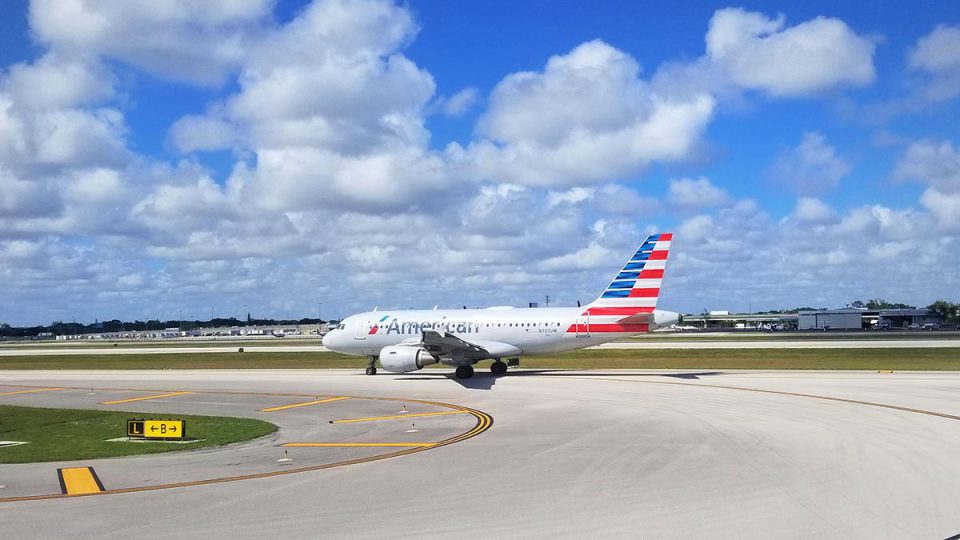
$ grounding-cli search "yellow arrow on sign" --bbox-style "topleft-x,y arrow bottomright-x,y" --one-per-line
144,420 -> 185,439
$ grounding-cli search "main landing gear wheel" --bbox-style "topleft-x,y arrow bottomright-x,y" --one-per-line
455,365 -> 475,379
491,361 -> 507,375
365,366 -> 377,375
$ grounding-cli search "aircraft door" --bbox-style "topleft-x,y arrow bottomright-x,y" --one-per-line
575,314 -> 590,337
354,319 -> 370,340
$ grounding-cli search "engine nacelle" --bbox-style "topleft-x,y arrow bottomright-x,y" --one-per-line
651,309 -> 680,330
379,346 -> 439,373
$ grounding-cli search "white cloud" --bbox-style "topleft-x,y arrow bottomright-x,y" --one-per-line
907,24 -> 960,102
894,139 -> 960,192
538,243 -> 619,272
438,87 -> 479,117
29,0 -> 272,86
547,184 -> 658,215
920,187 -> 960,232
466,40 -> 715,187
0,169 -> 62,219
909,25 -> 960,73
677,214 -> 714,243
792,197 -> 837,224
160,0 -> 445,218
5,54 -> 115,110
705,8 -> 876,97
168,114 -> 238,153
769,132 -> 850,195
667,177 -> 731,209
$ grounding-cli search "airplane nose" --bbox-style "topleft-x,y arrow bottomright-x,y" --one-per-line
322,332 -> 334,349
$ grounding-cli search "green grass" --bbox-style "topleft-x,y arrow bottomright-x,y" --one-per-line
1,349 -> 959,371
0,339 -> 321,349
513,348 -> 960,370
0,352 -> 361,370
0,405 -> 277,463
627,331 -> 960,341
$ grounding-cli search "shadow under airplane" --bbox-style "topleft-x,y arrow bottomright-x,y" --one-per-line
396,369 -> 726,390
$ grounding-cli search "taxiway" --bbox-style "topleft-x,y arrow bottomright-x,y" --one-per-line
2,369 -> 960,539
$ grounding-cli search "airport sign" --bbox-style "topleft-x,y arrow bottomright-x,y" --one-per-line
127,418 -> 185,440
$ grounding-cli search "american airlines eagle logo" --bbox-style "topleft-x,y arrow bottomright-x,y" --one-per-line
368,315 -> 390,334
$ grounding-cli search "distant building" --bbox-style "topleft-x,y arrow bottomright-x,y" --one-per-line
798,309 -> 864,330
878,309 -> 940,329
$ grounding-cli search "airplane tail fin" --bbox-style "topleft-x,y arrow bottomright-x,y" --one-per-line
583,232 -> 672,325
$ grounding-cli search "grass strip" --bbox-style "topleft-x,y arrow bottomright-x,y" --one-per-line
0,348 -> 958,371
0,404 -> 276,463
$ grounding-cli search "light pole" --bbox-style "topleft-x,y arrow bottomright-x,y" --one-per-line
318,302 -> 323,335
178,309 -> 183,332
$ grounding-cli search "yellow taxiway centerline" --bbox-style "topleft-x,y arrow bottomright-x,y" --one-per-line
100,391 -> 193,405
0,387 -> 63,397
58,467 -> 104,495
330,410 -> 468,424
259,396 -> 349,412
281,442 -> 437,448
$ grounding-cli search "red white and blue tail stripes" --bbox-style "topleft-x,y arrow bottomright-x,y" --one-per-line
566,232 -> 672,334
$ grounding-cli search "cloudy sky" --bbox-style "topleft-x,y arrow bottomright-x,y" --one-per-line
1,0 -> 959,325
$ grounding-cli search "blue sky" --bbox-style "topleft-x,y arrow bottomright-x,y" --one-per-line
1,0 -> 959,325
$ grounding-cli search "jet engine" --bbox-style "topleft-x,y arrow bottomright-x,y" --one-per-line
379,346 -> 439,373
651,309 -> 680,330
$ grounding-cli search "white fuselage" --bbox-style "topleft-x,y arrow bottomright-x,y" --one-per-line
322,306 -> 678,357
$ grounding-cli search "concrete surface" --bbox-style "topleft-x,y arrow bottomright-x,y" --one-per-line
2,369 -> 960,539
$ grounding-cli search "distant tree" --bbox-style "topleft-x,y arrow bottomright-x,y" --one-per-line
850,300 -> 865,308
865,298 -> 915,310
928,300 -> 960,323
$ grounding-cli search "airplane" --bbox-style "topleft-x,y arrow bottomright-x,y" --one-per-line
322,233 -> 679,379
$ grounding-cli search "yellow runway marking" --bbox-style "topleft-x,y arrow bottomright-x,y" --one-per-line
282,442 -> 437,448
100,391 -> 192,405
58,467 -> 104,495
330,410 -> 468,424
0,387 -> 62,397
259,396 -> 349,412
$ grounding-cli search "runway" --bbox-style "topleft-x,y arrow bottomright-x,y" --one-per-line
2,369 -> 960,539
2,337 -> 960,355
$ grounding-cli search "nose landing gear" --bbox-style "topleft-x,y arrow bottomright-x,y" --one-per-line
365,355 -> 378,375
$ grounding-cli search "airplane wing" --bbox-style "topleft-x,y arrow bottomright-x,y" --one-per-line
420,330 -> 521,362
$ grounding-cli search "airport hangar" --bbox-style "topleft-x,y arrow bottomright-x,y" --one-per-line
684,307 -> 943,331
